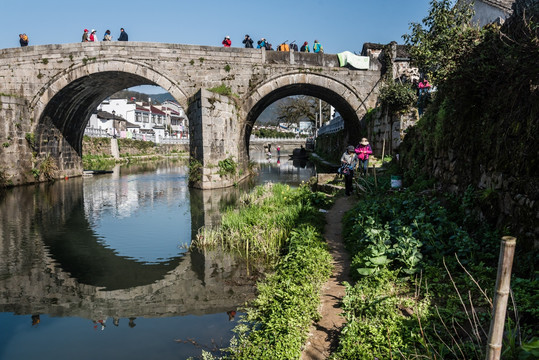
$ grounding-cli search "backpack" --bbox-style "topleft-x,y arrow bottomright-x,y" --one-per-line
291,43 -> 298,51
265,42 -> 271,50
22,34 -> 28,41
278,43 -> 289,51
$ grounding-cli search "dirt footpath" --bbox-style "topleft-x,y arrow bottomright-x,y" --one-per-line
301,196 -> 356,360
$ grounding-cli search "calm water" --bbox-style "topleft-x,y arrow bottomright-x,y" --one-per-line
0,151 -> 315,360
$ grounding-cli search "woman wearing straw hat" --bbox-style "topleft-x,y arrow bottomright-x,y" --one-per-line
355,138 -> 373,176
340,145 -> 358,196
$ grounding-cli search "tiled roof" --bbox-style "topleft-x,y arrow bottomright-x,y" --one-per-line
150,105 -> 166,115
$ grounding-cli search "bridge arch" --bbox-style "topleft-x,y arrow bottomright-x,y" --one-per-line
31,59 -> 188,174
242,72 -> 367,155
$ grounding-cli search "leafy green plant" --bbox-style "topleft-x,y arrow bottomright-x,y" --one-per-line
188,158 -> 202,185
208,83 -> 233,96
378,80 -> 416,114
25,133 -> 36,148
218,157 -> 237,177
39,153 -> 58,181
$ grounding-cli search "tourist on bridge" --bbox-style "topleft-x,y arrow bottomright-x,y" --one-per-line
300,41 -> 309,52
19,34 -> 29,47
313,40 -> 323,53
89,29 -> 98,42
118,28 -> 128,41
222,35 -> 231,47
103,30 -> 112,41
355,138 -> 372,177
243,34 -> 253,48
82,29 -> 89,42
340,145 -> 358,196
257,38 -> 266,49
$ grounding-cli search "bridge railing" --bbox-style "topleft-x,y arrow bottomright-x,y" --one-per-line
317,116 -> 344,136
84,127 -> 189,144
249,136 -> 307,144
84,128 -> 110,138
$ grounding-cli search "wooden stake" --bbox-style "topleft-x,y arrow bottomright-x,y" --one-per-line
381,137 -> 386,165
485,236 -> 517,360
373,165 -> 377,188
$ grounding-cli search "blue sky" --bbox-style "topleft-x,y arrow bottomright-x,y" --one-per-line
1,0 -> 433,93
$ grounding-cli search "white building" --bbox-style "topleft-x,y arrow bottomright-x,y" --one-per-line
85,96 -> 189,142
460,0 -> 514,27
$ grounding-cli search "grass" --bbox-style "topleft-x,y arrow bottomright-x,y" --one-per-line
194,183 -> 334,359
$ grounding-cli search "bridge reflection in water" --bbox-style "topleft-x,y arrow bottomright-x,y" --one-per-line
0,162 -> 256,318
0,154 -> 314,358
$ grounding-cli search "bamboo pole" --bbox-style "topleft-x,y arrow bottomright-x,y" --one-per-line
485,236 -> 517,360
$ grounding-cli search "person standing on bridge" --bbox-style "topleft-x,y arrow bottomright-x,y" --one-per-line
222,35 -> 231,47
300,41 -> 309,52
313,40 -> 323,53
103,30 -> 112,41
118,28 -> 128,41
19,34 -> 29,47
243,34 -> 253,48
89,29 -> 98,42
82,29 -> 89,42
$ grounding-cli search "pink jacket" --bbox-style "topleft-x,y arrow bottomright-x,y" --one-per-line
355,144 -> 372,160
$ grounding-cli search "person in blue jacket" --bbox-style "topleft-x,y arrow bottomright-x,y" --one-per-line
313,39 -> 323,53
257,38 -> 266,49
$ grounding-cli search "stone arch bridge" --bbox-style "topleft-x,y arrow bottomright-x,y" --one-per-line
0,42 -> 382,188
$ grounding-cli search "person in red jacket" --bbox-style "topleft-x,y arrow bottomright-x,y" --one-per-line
355,138 -> 373,176
222,35 -> 231,47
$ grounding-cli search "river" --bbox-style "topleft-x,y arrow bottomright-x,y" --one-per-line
0,150 -> 315,360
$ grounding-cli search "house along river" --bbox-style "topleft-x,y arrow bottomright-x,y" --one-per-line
0,150 -> 315,360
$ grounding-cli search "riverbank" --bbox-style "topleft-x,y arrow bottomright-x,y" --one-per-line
82,136 -> 188,170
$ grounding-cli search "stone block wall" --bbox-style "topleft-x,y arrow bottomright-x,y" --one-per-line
366,108 -> 418,157
188,89 -> 248,189
0,95 -> 38,186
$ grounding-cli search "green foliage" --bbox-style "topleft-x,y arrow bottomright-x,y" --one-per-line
2,142 -> 9,148
402,0 -> 481,84
117,138 -> 155,153
221,185 -> 332,358
208,83 -> 233,96
224,64 -> 231,72
399,1 -> 539,251
188,158 -> 202,185
378,80 -> 417,114
337,188 -> 537,359
25,133 -> 35,148
218,157 -> 237,177
41,58 -> 48,65
82,154 -> 116,170
38,153 -> 58,181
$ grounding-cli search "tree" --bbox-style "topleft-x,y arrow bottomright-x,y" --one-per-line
275,96 -> 331,126
402,0 -> 482,85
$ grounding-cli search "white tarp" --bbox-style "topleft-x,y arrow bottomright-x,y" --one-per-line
337,51 -> 370,70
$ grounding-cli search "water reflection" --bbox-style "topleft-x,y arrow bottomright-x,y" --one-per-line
0,153 -> 316,359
